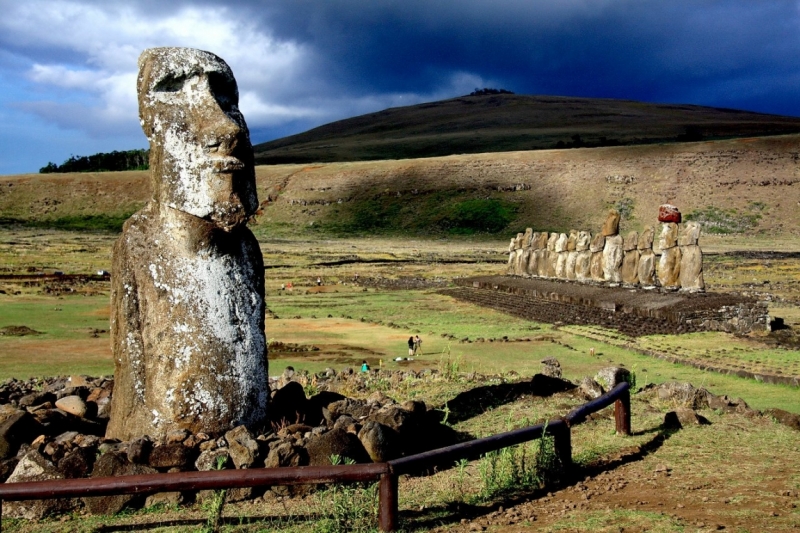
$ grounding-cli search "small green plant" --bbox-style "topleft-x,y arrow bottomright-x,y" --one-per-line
201,455 -> 229,533
315,455 -> 378,533
454,458 -> 470,501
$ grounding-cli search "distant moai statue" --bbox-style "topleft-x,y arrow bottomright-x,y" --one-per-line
574,230 -> 592,281
506,237 -> 517,274
546,232 -> 559,277
535,232 -> 549,277
565,230 -> 579,280
517,228 -> 533,275
526,232 -> 541,275
107,48 -> 269,440
621,231 -> 640,285
589,232 -> 606,281
679,221 -> 705,291
601,210 -> 623,283
637,226 -> 656,287
554,233 -> 569,278
657,221 -> 682,288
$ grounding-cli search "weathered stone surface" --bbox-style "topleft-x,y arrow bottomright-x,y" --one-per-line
602,234 -> 624,283
57,447 -> 96,479
594,367 -> 631,389
657,222 -> 679,250
0,408 -> 41,460
637,226 -> 654,250
225,425 -> 260,469
145,491 -> 184,508
565,251 -> 578,280
764,409 -> 800,432
655,382 -> 710,410
546,233 -> 559,277
55,395 -> 87,418
574,250 -> 592,281
579,377 -> 604,400
658,204 -> 681,223
84,452 -> 157,515
265,441 -> 307,468
554,233 -> 568,253
195,447 -> 231,471
526,247 -> 539,277
5,451 -> 74,519
621,249 -> 640,285
358,421 -> 399,462
657,247 -> 682,288
590,251 -> 605,281
107,48 -> 268,440
638,250 -> 657,287
589,233 -> 606,253
566,231 -> 578,252
600,209 -> 620,236
305,428 -> 369,465
679,244 -> 705,291
576,230 -> 591,252
623,231 -> 638,252
148,443 -> 192,470
540,357 -> 562,379
270,381 -> 307,426
678,221 -> 701,246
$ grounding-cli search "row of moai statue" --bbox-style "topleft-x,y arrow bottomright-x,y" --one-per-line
506,205 -> 704,291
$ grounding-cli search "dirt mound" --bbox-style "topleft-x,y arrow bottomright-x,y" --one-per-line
0,325 -> 42,337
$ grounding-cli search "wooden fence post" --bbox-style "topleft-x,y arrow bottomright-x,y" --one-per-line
379,471 -> 398,532
615,388 -> 631,436
552,423 -> 572,473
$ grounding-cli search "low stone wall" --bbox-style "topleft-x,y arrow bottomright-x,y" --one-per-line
446,276 -> 769,336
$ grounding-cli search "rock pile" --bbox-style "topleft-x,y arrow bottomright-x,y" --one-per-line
0,369 -> 459,518
507,205 -> 705,292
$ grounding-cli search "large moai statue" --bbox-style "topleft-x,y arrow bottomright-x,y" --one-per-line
565,230 -> 579,280
508,232 -> 523,275
107,48 -> 269,440
679,221 -> 705,291
601,210 -> 623,283
637,226 -> 656,287
621,231 -> 640,285
589,232 -> 606,281
554,233 -> 569,278
657,220 -> 682,288
574,231 -> 592,281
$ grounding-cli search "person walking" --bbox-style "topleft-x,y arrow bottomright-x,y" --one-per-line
408,336 -> 415,357
413,335 -> 422,355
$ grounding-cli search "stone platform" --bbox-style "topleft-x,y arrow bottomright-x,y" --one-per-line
443,276 -> 769,336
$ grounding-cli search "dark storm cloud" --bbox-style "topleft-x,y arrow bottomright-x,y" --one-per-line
2,0 -> 799,174
252,0 -> 800,115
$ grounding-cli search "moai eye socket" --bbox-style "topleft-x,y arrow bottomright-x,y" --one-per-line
154,74 -> 186,93
208,71 -> 238,112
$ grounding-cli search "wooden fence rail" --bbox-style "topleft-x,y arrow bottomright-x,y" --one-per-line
0,382 -> 632,532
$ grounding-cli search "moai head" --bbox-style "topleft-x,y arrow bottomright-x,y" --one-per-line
576,231 -> 591,251
137,47 -> 258,230
679,221 -> 702,246
637,226 -> 654,250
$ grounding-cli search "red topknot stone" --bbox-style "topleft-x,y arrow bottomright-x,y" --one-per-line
658,204 -> 681,223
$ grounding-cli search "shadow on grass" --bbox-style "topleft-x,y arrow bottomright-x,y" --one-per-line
440,374 -> 577,424
402,424 -> 676,532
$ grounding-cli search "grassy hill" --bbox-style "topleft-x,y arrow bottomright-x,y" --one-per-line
2,134 -> 799,248
253,94 -> 800,164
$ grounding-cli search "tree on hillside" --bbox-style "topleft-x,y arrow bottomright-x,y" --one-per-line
40,149 -> 149,173
468,88 -> 515,96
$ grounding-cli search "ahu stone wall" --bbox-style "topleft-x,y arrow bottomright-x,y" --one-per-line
507,204 -> 705,292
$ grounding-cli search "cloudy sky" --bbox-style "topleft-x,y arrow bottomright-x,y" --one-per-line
2,0 -> 800,174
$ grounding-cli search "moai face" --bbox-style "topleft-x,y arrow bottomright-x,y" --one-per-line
137,47 -> 258,230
